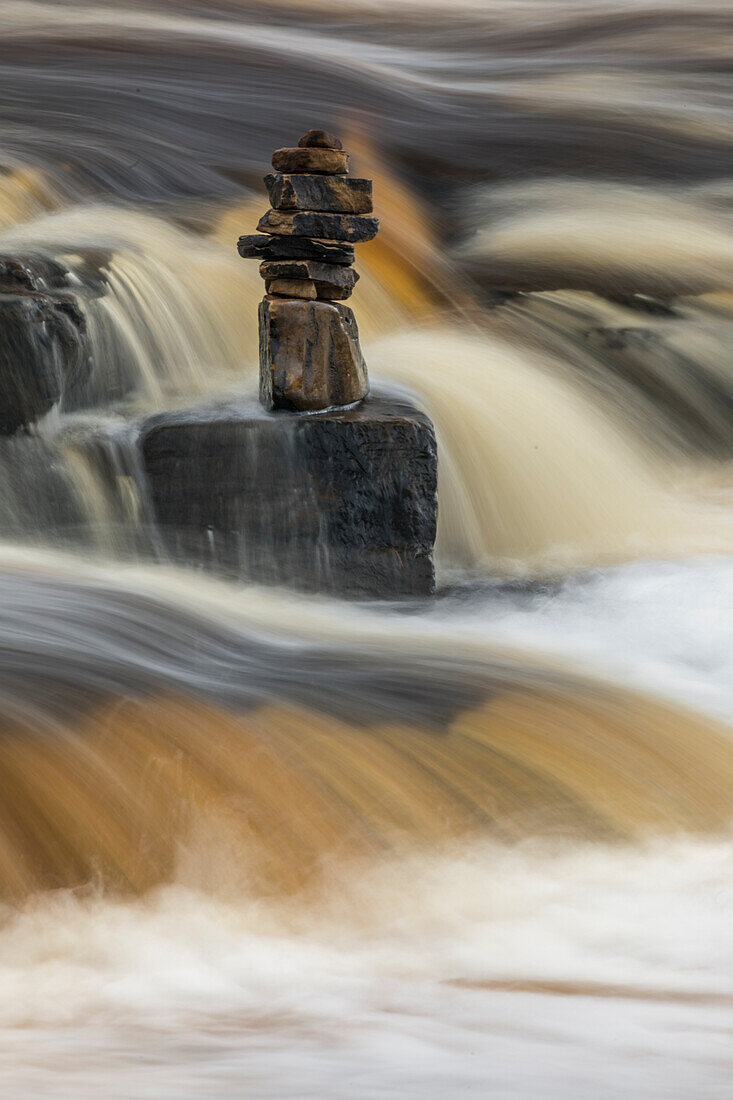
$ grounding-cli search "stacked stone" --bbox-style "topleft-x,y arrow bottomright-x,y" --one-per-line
238,130 -> 378,412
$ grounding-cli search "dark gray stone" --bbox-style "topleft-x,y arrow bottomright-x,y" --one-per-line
140,392 -> 438,599
265,173 -> 372,214
237,234 -> 354,266
0,291 -> 86,434
260,260 -> 358,295
258,209 -> 379,243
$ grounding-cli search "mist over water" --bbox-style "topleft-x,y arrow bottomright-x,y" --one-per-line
1,1 -> 733,1097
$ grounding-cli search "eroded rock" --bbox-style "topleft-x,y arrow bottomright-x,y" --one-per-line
0,293 -> 78,434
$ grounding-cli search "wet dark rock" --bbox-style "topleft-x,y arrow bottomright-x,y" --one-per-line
297,129 -> 342,150
585,324 -> 733,454
0,253 -> 71,294
140,392 -> 437,598
265,173 -> 372,214
312,282 -> 354,301
0,291 -> 87,434
257,209 -> 379,242
0,251 -> 123,419
259,296 -> 368,411
237,234 -> 354,266
271,147 -> 349,175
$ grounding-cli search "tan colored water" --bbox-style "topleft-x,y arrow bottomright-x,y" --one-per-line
2,685 -> 732,903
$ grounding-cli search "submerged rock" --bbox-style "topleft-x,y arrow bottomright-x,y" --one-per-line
264,277 -> 317,299
141,392 -> 437,598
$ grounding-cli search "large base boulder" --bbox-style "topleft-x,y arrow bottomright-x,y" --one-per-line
141,391 -> 438,598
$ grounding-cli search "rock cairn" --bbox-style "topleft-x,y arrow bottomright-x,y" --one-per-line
238,130 -> 378,412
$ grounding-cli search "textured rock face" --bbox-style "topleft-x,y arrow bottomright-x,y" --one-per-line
140,393 -> 438,598
259,259 -> 358,288
258,209 -> 379,242
259,296 -> 368,411
237,234 -> 354,266
265,173 -> 373,214
271,147 -> 349,175
0,291 -> 86,434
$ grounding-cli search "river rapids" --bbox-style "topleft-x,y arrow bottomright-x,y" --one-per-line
0,3 -> 732,1097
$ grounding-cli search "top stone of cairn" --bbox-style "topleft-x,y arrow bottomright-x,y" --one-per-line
272,124 -> 347,174
298,129 -> 343,150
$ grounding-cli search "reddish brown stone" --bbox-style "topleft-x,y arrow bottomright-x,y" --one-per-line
271,147 -> 348,175
265,173 -> 372,214
259,296 -> 368,411
257,209 -> 379,243
265,278 -> 317,299
297,129 -> 342,150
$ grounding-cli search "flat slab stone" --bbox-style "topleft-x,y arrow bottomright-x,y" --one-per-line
271,147 -> 349,175
257,210 -> 379,243
265,173 -> 373,214
259,296 -> 368,411
237,234 -> 354,266
259,260 -> 358,289
140,392 -> 438,598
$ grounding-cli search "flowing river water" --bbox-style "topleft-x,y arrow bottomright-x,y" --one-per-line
1,2 -> 733,1096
